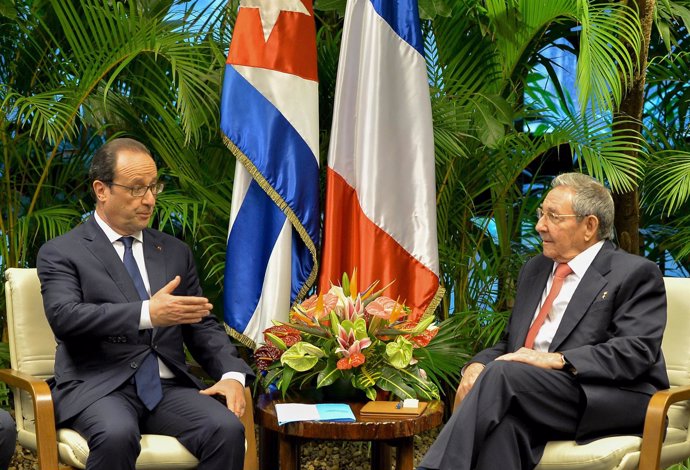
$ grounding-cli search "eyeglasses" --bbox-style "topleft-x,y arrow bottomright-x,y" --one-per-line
107,181 -> 164,197
536,208 -> 584,223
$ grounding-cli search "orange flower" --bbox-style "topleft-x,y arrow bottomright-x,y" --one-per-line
336,352 -> 366,370
293,293 -> 338,326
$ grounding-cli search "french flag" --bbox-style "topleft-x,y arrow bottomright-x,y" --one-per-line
319,0 -> 443,319
221,0 -> 319,347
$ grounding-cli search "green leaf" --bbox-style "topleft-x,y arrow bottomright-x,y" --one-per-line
278,366 -> 296,396
353,318 -> 368,341
316,358 -> 341,388
265,333 -> 287,350
342,271 -> 350,297
314,0 -> 346,15
281,342 -> 324,372
375,367 -> 415,400
418,0 -> 454,19
385,336 -> 414,369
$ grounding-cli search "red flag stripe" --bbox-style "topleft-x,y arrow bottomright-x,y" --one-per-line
319,169 -> 440,321
227,2 -> 317,82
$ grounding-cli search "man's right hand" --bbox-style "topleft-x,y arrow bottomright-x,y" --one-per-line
454,362 -> 485,411
149,276 -> 213,326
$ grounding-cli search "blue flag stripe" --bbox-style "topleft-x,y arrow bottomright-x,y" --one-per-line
221,66 -> 320,242
369,0 -> 424,56
225,180 -> 285,332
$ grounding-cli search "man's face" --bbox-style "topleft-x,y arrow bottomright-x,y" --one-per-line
536,186 -> 596,263
94,150 -> 158,236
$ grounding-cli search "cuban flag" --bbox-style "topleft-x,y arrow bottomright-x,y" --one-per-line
319,0 -> 443,320
221,0 -> 319,348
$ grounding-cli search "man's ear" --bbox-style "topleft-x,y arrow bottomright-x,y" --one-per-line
583,215 -> 600,242
93,180 -> 108,202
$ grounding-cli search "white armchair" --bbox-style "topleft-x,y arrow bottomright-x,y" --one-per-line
537,277 -> 690,470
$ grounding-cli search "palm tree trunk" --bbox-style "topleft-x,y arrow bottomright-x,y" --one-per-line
612,0 -> 655,255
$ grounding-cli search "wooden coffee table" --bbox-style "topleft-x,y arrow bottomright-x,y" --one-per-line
255,393 -> 444,470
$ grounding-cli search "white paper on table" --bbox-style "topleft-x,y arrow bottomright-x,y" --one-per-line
274,403 -> 355,425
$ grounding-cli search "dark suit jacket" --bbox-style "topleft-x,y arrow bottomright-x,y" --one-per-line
37,216 -> 255,424
472,241 -> 669,439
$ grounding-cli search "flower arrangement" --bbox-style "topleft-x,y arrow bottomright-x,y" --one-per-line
254,271 -> 441,401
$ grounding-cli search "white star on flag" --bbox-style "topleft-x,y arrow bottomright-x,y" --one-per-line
240,0 -> 311,42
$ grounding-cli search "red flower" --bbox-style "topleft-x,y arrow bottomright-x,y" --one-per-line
254,345 -> 282,371
408,326 -> 439,348
336,352 -> 366,370
264,325 -> 301,347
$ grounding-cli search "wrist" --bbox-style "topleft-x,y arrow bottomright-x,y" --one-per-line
557,352 -> 577,375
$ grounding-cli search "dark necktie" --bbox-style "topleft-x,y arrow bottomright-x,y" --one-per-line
119,236 -> 163,410
524,263 -> 573,349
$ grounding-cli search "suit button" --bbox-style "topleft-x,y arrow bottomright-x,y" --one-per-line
130,362 -> 138,369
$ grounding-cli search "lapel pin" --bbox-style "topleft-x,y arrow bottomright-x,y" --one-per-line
602,291 -> 608,299
155,245 -> 162,251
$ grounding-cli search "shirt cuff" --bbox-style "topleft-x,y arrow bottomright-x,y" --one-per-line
222,372 -> 246,387
139,300 -> 153,330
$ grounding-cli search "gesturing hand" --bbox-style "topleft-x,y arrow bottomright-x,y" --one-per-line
149,276 -> 213,327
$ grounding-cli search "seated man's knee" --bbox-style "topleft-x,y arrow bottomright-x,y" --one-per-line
480,360 -> 532,389
89,420 -> 141,455
208,411 -> 244,442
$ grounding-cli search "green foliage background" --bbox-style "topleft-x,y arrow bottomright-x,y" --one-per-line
2,0 -> 690,409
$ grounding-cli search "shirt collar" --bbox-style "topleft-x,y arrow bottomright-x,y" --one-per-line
555,240 -> 605,278
93,211 -> 144,244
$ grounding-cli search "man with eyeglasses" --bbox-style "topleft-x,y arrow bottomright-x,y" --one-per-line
36,138 -> 254,470
418,172 -> 668,470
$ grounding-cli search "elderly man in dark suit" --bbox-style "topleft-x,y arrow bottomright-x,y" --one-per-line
37,138 -> 254,470
418,172 -> 668,470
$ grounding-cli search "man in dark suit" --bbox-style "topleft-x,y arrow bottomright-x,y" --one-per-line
37,138 -> 254,470
418,173 -> 668,470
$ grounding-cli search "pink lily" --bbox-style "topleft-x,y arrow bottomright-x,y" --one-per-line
335,324 -> 371,358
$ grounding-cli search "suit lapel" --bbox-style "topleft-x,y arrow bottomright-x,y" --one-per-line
511,256 -> 552,350
142,230 -> 166,295
549,241 -> 614,351
82,217 -> 141,302
143,230 -> 166,339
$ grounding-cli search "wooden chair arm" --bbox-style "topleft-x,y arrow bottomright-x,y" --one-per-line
0,368 -> 60,470
240,386 -> 258,470
638,384 -> 690,470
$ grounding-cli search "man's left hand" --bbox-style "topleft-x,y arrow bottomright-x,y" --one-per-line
495,347 -> 564,369
199,379 -> 246,417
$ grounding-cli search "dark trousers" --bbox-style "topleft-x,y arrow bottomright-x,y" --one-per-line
419,361 -> 584,470
0,409 -> 16,470
68,381 -> 245,470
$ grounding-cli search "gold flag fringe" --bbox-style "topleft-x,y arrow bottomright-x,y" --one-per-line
424,284 -> 446,318
222,135 -> 319,349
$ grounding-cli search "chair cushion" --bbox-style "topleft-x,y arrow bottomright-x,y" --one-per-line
57,429 -> 198,470
537,435 -> 642,470
537,427 -> 688,470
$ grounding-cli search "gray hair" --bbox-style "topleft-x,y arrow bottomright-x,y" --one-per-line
551,173 -> 614,240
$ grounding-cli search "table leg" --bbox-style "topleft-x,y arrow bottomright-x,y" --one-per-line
259,427 -> 278,470
371,441 -> 392,470
279,434 -> 300,470
395,437 -> 414,470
